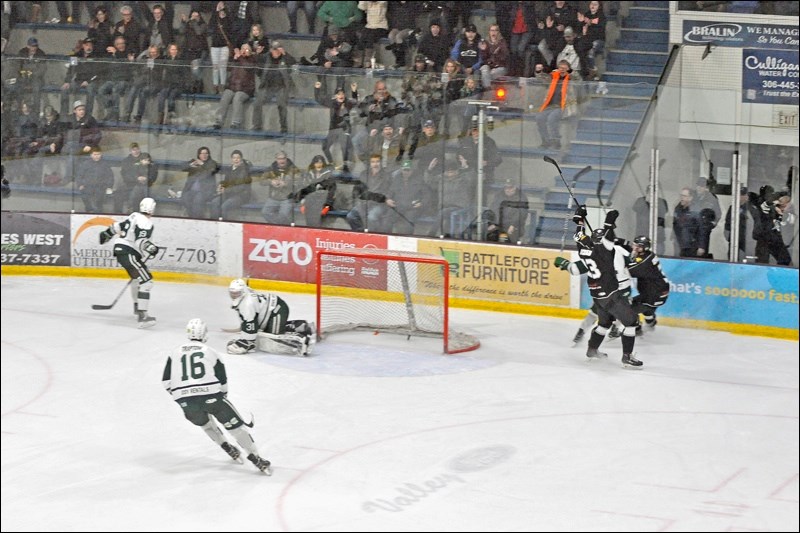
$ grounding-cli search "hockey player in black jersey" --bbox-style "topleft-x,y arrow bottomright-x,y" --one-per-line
623,235 -> 670,334
556,207 -> 643,368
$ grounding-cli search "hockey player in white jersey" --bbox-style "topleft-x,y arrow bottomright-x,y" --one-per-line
98,197 -> 160,327
227,278 -> 315,356
162,318 -> 272,474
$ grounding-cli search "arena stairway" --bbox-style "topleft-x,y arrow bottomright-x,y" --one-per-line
533,0 -> 670,246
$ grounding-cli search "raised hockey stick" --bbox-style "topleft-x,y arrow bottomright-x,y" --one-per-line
559,165 -> 592,250
546,156 -> 593,233
596,179 -> 605,207
91,256 -> 151,311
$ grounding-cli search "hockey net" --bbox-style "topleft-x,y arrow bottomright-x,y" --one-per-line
316,248 -> 480,354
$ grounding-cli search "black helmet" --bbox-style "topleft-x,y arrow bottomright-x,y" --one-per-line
591,228 -> 606,243
633,235 -> 651,250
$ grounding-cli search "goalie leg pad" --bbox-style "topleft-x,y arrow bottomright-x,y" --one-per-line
227,339 -> 256,354
256,332 -> 307,356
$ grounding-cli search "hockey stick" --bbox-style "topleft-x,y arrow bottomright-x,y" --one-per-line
545,156 -> 593,233
91,256 -> 151,311
560,165 -> 593,250
596,179 -> 605,207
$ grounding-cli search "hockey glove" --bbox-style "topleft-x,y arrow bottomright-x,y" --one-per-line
142,240 -> 159,258
604,209 -> 619,228
554,256 -> 570,271
99,227 -> 115,245
227,339 -> 256,354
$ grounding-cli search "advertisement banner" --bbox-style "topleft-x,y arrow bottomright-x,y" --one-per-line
741,48 -> 799,104
71,215 -> 222,274
579,259 -> 799,330
417,240 -> 571,306
682,20 -> 799,50
243,225 -> 389,283
1,212 -> 71,267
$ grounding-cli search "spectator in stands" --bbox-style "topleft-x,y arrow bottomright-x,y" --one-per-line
457,124 -> 503,185
124,44 -> 163,123
142,4 -> 174,54
479,24 -> 510,91
56,1 -> 98,25
488,178 -> 530,244
87,6 -> 114,54
456,75 -> 484,137
776,193 -> 796,264
384,1 -> 423,69
357,1 -> 389,68
694,176 -> 722,238
181,146 -> 220,219
432,158 -> 475,238
179,9 -> 209,94
118,142 -> 156,213
440,58 -> 465,138
317,1 -> 363,49
496,1 -> 538,77
752,186 -> 793,266
672,187 -> 704,257
290,155 -> 335,227
533,59 -> 576,150
352,153 -> 394,232
226,1 -> 261,47
4,101 -> 38,170
353,80 -> 399,165
245,23 -> 268,58
315,79 -> 357,170
538,0 -> 579,69
97,35 -> 135,122
260,150 -> 302,225
411,118 -> 446,178
286,1 -> 318,34
302,24 -> 354,69
398,55 -> 440,159
60,38 -> 102,119
63,100 -> 102,156
416,19 -> 449,72
210,149 -> 252,220
368,122 -> 402,171
6,37 -> 47,115
724,186 -> 758,261
213,43 -> 257,129
209,3 -> 234,94
554,26 -> 589,80
387,158 -> 431,235
578,0 -> 606,79
113,4 -> 144,57
157,43 -> 190,126
31,106 -> 64,161
76,147 -> 114,213
451,23 -> 482,79
251,41 -> 296,139
632,184 -> 669,255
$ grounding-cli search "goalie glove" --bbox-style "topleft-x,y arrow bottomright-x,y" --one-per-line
141,240 -> 159,258
99,227 -> 115,245
227,338 -> 256,354
554,256 -> 570,271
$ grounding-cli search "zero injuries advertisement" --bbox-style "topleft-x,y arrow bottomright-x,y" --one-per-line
243,225 -> 389,284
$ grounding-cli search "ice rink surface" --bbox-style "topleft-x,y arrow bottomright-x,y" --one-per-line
2,275 -> 798,532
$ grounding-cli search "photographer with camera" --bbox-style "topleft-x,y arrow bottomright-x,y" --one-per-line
753,185 -> 793,266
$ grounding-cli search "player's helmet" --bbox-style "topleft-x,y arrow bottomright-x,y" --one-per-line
591,228 -> 606,243
139,197 -> 156,215
633,235 -> 651,250
186,318 -> 208,343
229,278 -> 248,306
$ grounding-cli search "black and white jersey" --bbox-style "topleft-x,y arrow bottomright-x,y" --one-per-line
111,211 -> 154,256
162,341 -> 228,401
628,250 -> 670,302
572,233 -> 619,300
232,290 -> 282,342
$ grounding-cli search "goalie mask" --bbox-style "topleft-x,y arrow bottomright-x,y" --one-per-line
139,197 -> 156,215
186,318 -> 208,343
229,278 -> 248,307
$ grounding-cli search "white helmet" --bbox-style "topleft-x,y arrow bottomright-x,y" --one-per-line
140,197 -> 156,215
186,318 -> 208,343
229,278 -> 248,306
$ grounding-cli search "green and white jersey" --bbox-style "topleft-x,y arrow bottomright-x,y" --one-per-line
162,342 -> 228,401
111,212 -> 154,255
232,290 -> 282,341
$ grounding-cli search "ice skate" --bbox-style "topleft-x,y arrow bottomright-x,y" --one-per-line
221,442 -> 243,464
247,453 -> 272,475
586,347 -> 607,359
572,328 -> 585,345
622,353 -> 643,368
137,310 -> 156,329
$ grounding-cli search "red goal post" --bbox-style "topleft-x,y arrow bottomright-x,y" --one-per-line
316,248 -> 480,354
